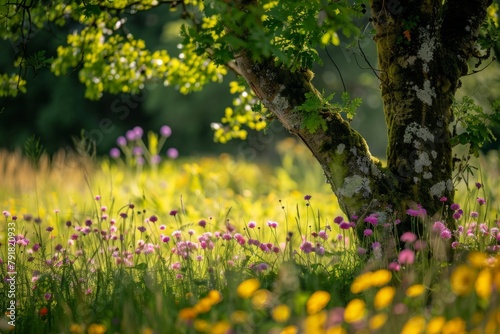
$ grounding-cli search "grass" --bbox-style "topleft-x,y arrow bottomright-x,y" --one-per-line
1,135 -> 500,334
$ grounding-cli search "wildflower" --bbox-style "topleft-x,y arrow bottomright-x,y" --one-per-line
281,325 -> 298,334
452,212 -> 462,220
398,249 -> 415,265
451,241 -> 460,249
401,316 -> 425,334
334,216 -> 344,224
167,148 -> 179,159
400,232 -> 417,243
369,313 -> 388,331
468,252 -> 488,268
160,125 -> 172,137
475,269 -> 492,300
251,289 -> 272,309
374,286 -> 396,310
477,197 -> 486,205
258,263 -> 268,271
344,299 -> 366,323
237,278 -> 260,299
450,203 -> 460,211
442,317 -> 466,334
440,229 -> 452,240
231,310 -> 248,324
371,269 -> 392,287
339,222 -> 350,229
267,221 -> 278,228
307,291 -> 330,315
69,324 -> 83,334
426,316 -> 445,334
439,196 -> 448,202
198,219 -> 207,228
304,195 -> 312,200
357,247 -> 367,256
272,304 -> 291,322
470,211 -> 478,218
3,210 -> 11,217
39,307 -> 49,317
406,284 -> 426,297
169,210 -> 178,216
248,221 -> 256,228
351,272 -> 373,293
300,240 -> 314,254
137,226 -> 146,233
178,308 -> 197,321
176,273 -> 184,280
210,321 -> 231,334
364,214 -> 378,225
318,230 -> 328,240
44,293 -> 52,300
450,265 -> 476,296
432,221 -> 446,232
46,226 -> 54,232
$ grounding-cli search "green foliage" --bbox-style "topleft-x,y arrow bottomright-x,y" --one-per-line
23,135 -> 46,168
0,72 -> 26,97
451,96 -> 500,157
297,91 -> 362,134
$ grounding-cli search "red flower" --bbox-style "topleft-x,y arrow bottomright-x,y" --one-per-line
39,307 -> 48,317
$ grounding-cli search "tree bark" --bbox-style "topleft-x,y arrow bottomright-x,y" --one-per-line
233,0 -> 492,253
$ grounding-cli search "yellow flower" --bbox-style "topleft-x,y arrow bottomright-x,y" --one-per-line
305,311 -> 327,331
194,319 -> 210,332
401,316 -> 426,334
468,252 -> 488,268
351,272 -> 373,293
450,265 -> 477,296
426,316 -> 445,334
231,310 -> 248,324
442,317 -> 467,334
369,313 -> 388,331
141,328 -> 154,334
281,325 -> 298,334
207,290 -> 223,304
178,307 -> 198,321
272,304 -> 291,323
371,269 -> 392,287
70,324 -> 84,334
344,299 -> 366,323
326,326 -> 347,334
374,286 -> 396,310
195,298 -> 213,313
237,278 -> 260,299
307,291 -> 331,315
210,321 -> 231,334
475,269 -> 492,300
87,324 -> 107,334
406,284 -> 426,298
251,289 -> 272,309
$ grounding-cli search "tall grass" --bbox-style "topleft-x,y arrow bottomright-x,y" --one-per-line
1,139 -> 499,333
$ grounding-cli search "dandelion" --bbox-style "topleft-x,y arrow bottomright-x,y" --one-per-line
369,313 -> 388,331
351,272 -> 373,293
442,317 -> 466,334
374,286 -> 396,310
307,291 -> 330,315
272,304 -> 291,322
450,265 -> 476,296
237,278 -> 260,299
87,324 -> 107,334
251,289 -> 272,309
371,269 -> 392,287
344,299 -> 366,323
475,269 -> 492,300
426,316 -> 445,334
401,316 -> 426,334
210,321 -> 231,334
406,284 -> 426,297
468,252 -> 488,268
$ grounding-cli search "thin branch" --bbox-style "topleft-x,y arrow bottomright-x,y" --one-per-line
325,46 -> 346,92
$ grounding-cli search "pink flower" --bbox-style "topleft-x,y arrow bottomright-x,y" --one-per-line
439,197 -> 448,202
363,229 -> 373,237
398,249 -> 415,265
432,221 -> 446,232
364,214 -> 378,225
477,197 -> 486,205
267,221 -> 278,229
400,232 -> 417,243
334,216 -> 344,224
339,222 -> 351,230
300,240 -> 314,254
470,211 -> 478,218
451,241 -> 460,249
357,247 -> 367,256
318,230 -> 328,240
248,221 -> 256,228
440,229 -> 452,240
388,262 -> 401,271
450,203 -> 460,211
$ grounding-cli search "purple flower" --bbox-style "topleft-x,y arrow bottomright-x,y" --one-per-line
334,216 -> 344,224
258,263 -> 268,271
357,247 -> 367,255
470,211 -> 478,218
133,126 -> 143,138
398,249 -> 415,265
85,219 -> 92,227
169,210 -> 178,217
372,242 -> 381,249
477,197 -> 486,205
339,222 -> 350,230
440,229 -> 452,240
267,221 -> 278,228
400,232 -> 417,243
110,148 -> 121,159
133,146 -> 143,156
318,230 -> 328,240
162,236 -> 170,243
363,229 -> 373,237
439,197 -> 448,202
32,244 -> 41,252
46,227 -> 54,232
451,241 -> 460,249
432,221 -> 446,232
450,203 -> 460,211
149,215 -> 158,223
160,125 -> 172,137
364,214 -> 378,225
55,244 -> 63,252
44,293 -> 52,301
120,213 -> 128,219
248,221 -> 256,228
117,136 -> 127,146
151,155 -> 161,164
126,130 -> 136,141
137,226 -> 146,233
475,182 -> 482,189
304,195 -> 312,200
167,148 -> 178,159
300,240 -> 314,253
198,220 -> 207,228
388,262 -> 401,271
452,212 -> 462,220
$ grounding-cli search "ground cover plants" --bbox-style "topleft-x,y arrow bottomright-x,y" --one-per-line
1,128 -> 500,334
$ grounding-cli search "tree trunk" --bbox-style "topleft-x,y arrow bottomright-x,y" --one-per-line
234,0 -> 492,254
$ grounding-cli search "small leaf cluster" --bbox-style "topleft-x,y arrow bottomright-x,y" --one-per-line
297,91 -> 362,134
213,81 -> 267,143
0,73 -> 26,97
451,96 -> 500,157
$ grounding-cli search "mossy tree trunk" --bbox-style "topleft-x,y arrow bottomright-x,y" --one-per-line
234,0 -> 491,252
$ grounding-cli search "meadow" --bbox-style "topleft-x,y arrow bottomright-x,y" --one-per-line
1,128 -> 500,334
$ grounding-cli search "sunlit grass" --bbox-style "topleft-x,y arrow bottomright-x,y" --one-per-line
1,138 -> 500,333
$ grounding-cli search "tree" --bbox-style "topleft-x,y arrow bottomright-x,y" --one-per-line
2,0 -> 500,251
